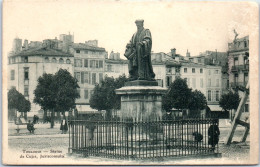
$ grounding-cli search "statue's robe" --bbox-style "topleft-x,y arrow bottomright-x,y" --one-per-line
127,28 -> 155,80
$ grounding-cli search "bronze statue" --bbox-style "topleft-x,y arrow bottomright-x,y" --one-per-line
124,20 -> 155,81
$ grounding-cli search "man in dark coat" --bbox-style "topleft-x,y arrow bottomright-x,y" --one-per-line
208,122 -> 220,151
27,120 -> 35,133
124,19 -> 155,81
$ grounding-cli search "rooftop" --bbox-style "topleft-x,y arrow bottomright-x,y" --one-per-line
105,58 -> 128,64
72,43 -> 105,52
13,47 -> 73,57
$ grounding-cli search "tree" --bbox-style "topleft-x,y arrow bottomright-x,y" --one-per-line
219,91 -> 240,120
52,69 -> 80,117
90,75 -> 128,119
162,77 -> 191,116
34,73 -> 56,127
188,90 -> 207,117
34,69 -> 79,128
8,88 -> 31,120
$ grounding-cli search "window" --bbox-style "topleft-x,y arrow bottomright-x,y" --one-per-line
208,79 -> 211,87
9,58 -> 11,64
99,60 -> 103,68
235,74 -> 238,83
11,70 -> 15,80
200,68 -> 203,73
83,72 -> 89,83
75,59 -> 82,67
45,57 -> 49,63
107,65 -> 112,72
244,56 -> 249,65
216,91 -> 219,101
216,79 -> 219,87
92,73 -> 96,85
90,60 -> 95,68
214,70 -> 219,74
184,68 -> 187,73
99,73 -> 103,83
198,58 -> 201,63
59,58 -> 64,63
167,68 -> 172,74
76,50 -> 80,53
84,90 -> 89,99
84,59 -> 88,67
66,59 -> 71,64
192,68 -> 195,73
234,57 -> 239,66
192,78 -> 196,88
24,68 -> 29,80
200,78 -> 203,88
74,72 -> 81,81
244,41 -> 247,48
52,58 -> 57,63
77,89 -> 81,98
208,90 -> 211,101
175,68 -> 180,73
24,56 -> 28,63
24,85 -> 29,96
81,72 -> 84,84
11,57 -> 16,63
208,70 -> 211,75
244,73 -> 248,84
166,76 -> 172,87
95,61 -> 99,68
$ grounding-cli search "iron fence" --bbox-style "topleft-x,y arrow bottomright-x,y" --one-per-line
68,118 -> 219,160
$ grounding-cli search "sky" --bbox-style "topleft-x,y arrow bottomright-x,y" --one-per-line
3,0 -> 257,58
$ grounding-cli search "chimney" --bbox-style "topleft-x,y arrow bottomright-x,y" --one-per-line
23,39 -> 28,50
109,51 -> 114,59
186,49 -> 190,57
175,56 -> 180,62
171,48 -> 176,58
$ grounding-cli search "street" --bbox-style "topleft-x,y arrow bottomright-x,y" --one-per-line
7,119 -> 250,165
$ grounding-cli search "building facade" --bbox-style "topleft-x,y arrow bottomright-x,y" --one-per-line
105,51 -> 129,78
8,43 -> 74,118
69,42 -> 107,113
228,35 -> 249,117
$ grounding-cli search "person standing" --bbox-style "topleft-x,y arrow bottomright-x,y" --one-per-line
208,122 -> 220,151
60,117 -> 68,134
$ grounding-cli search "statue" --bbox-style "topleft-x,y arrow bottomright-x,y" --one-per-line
124,20 -> 155,81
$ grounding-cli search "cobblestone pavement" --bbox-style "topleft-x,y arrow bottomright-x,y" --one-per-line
7,119 -> 250,165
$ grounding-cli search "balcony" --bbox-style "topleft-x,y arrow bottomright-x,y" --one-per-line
231,82 -> 248,92
231,64 -> 249,72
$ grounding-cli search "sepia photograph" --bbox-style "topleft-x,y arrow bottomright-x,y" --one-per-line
2,0 -> 259,165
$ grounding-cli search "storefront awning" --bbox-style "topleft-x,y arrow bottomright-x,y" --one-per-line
208,105 -> 223,112
76,105 -> 98,114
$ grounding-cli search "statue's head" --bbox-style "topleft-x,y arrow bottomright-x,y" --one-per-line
135,19 -> 144,31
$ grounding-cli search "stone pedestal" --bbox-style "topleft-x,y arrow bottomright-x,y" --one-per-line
115,80 -> 167,121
